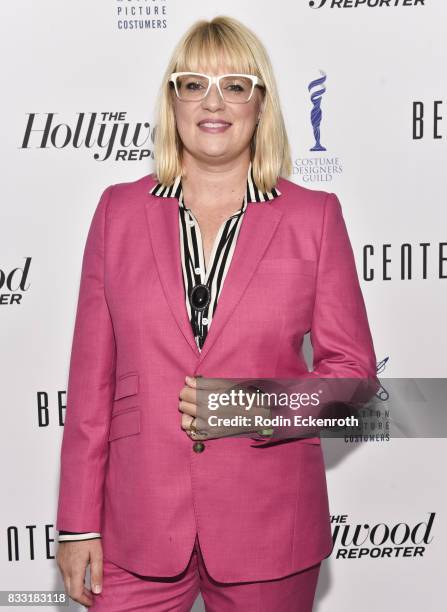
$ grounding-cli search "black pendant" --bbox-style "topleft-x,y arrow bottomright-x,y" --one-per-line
190,283 -> 210,311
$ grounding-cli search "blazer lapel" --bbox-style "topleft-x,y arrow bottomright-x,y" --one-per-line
144,191 -> 283,365
144,195 -> 201,358
197,202 -> 283,365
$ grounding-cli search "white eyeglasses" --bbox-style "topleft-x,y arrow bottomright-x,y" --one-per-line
169,72 -> 265,103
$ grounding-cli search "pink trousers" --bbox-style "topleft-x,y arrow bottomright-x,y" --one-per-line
90,535 -> 321,611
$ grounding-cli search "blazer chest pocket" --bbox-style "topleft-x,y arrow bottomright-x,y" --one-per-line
114,372 -> 139,400
256,258 -> 317,276
108,407 -> 141,441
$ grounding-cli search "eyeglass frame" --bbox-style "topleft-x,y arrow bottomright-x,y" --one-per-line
168,72 -> 265,103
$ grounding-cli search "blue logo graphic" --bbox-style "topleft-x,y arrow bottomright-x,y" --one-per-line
308,71 -> 327,152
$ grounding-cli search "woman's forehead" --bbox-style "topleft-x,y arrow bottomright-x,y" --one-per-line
185,64 -> 248,75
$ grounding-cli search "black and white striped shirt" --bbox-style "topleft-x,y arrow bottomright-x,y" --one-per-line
58,161 -> 281,542
150,160 -> 281,351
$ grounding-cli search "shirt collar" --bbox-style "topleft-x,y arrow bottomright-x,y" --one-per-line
149,161 -> 282,205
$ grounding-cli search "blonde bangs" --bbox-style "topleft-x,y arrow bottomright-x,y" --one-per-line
175,22 -> 258,76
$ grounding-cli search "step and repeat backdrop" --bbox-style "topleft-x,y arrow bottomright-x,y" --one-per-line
1,1 -> 446,610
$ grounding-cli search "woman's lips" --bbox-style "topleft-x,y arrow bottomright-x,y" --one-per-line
197,122 -> 232,133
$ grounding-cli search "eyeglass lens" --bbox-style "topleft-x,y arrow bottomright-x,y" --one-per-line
174,74 -> 254,103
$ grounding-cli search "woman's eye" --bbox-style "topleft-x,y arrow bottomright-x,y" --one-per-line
221,78 -> 250,93
184,81 -> 205,90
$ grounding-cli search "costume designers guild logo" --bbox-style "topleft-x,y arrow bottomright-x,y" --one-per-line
309,71 -> 327,153
345,358 -> 391,443
116,0 -> 167,30
20,113 -> 154,162
309,0 -> 425,9
293,70 -> 343,184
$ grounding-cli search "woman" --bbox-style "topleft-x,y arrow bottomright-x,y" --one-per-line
56,15 -> 377,611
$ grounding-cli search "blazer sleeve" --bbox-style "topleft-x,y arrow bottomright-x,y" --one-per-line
308,192 -> 377,379
56,185 -> 116,533
250,192 -> 379,444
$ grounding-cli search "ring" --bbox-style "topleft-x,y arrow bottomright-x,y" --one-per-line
188,418 -> 208,438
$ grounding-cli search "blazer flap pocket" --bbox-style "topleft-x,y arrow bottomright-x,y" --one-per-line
114,372 -> 139,400
108,408 -> 141,441
257,258 -> 317,276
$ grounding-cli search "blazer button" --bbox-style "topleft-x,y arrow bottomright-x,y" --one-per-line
193,441 -> 205,453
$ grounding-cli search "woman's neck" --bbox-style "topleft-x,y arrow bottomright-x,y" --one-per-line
181,153 -> 251,210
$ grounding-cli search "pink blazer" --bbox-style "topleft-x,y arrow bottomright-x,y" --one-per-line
56,173 -> 377,582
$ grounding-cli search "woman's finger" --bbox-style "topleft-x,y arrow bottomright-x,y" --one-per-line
179,384 -> 197,403
178,398 -> 196,417
181,413 -> 195,431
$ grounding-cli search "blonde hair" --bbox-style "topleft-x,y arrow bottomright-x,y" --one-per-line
152,15 -> 292,193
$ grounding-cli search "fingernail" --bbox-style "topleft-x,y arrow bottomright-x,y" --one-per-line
93,584 -> 102,594
185,376 -> 192,383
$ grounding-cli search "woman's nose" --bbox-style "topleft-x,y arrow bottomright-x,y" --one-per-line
201,83 -> 225,109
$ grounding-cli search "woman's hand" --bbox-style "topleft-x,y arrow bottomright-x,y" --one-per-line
178,376 -> 271,440
56,539 -> 103,607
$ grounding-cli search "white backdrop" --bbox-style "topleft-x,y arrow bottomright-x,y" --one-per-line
1,1 -> 446,610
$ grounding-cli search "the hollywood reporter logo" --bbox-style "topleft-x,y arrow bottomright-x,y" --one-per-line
310,0 -> 425,7
21,112 -> 154,161
0,257 -> 31,305
331,512 -> 435,559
